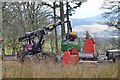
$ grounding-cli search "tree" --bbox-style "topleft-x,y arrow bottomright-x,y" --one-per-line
101,0 -> 120,29
53,2 -> 59,53
0,1 -> 4,59
60,2 -> 65,39
2,2 -> 51,55
42,2 -> 60,53
42,1 -> 87,35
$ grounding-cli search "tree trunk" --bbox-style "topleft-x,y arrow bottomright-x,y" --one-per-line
0,2 -> 5,59
66,2 -> 69,33
60,2 -> 65,39
66,2 -> 72,33
53,2 -> 59,54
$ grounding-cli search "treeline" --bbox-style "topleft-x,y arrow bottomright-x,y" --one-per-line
95,37 -> 118,53
2,2 -> 52,55
1,1 -> 86,55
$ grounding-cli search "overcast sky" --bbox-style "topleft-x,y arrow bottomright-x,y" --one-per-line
70,0 -> 104,19
70,0 -> 118,33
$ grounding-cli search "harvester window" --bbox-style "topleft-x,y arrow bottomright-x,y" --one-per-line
33,36 -> 39,44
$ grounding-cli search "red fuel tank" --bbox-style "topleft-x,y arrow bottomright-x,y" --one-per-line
62,51 -> 71,65
84,38 -> 95,54
62,48 -> 80,65
71,48 -> 79,55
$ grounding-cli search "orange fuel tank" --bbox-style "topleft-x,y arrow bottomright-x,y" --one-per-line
62,48 -> 79,65
84,38 -> 95,54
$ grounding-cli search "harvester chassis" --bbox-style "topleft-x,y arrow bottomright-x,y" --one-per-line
17,50 -> 58,63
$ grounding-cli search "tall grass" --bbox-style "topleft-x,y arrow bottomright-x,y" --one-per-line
2,61 -> 118,78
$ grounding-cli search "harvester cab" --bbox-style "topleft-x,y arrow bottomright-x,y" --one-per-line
64,32 -> 78,42
61,31 -> 81,52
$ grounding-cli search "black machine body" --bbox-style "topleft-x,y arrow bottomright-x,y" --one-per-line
18,21 -> 69,56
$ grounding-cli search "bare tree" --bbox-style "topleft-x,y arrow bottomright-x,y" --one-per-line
42,1 -> 87,38
60,2 -> 65,39
2,2 -> 52,55
101,0 -> 120,29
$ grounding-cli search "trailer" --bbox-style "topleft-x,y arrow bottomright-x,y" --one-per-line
105,49 -> 120,62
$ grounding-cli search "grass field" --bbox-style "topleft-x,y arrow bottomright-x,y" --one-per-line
2,61 -> 119,78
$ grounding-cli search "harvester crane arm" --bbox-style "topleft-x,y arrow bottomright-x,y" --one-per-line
18,21 -> 68,42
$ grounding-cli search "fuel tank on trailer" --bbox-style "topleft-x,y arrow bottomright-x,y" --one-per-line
84,38 -> 95,54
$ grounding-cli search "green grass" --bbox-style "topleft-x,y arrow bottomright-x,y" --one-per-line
2,61 -> 118,78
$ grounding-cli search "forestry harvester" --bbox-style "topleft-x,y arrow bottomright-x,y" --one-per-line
17,21 -> 68,63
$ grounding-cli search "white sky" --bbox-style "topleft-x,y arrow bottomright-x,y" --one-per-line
48,0 -> 116,32
73,23 -> 117,33
70,0 -> 104,19
69,0 -> 118,33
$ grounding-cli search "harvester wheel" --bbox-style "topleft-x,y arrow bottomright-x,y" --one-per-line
17,50 -> 32,63
17,50 -> 24,62
112,58 -> 116,63
22,55 -> 33,63
17,50 -> 58,64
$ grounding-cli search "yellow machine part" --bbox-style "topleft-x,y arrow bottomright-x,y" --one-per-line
49,25 -> 54,29
69,32 -> 77,38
